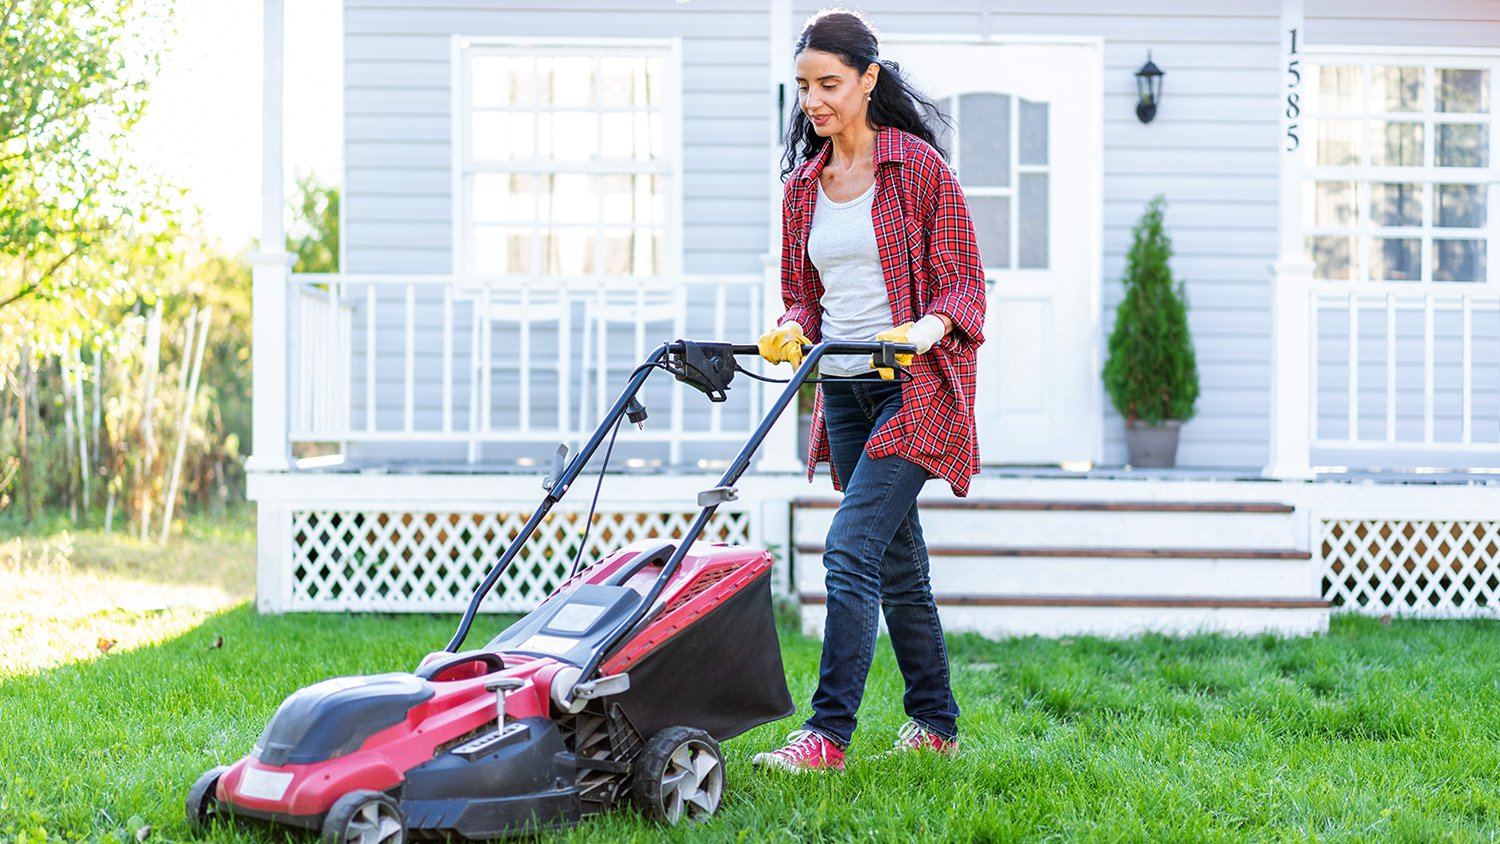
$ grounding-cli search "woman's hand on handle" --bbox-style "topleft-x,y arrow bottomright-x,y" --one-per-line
873,315 -> 948,379
758,322 -> 813,367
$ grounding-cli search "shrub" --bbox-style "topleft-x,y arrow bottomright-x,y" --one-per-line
1102,196 -> 1199,424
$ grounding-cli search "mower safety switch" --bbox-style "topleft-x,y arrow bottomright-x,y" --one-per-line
697,486 -> 738,508
571,673 -> 631,702
484,677 -> 525,723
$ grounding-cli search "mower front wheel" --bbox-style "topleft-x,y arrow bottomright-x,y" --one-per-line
321,790 -> 406,844
185,766 -> 228,830
632,726 -> 724,825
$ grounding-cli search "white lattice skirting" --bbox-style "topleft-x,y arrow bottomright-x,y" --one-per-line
289,509 -> 752,612
1321,519 -> 1500,617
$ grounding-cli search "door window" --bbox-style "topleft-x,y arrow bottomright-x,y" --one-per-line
937,93 -> 1051,271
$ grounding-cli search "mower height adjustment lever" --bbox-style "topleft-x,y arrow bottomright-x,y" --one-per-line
484,677 -> 525,722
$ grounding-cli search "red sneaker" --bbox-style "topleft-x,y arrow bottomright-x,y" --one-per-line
885,721 -> 959,757
751,730 -> 846,772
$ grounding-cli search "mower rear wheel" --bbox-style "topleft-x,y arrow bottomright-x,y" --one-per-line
632,726 -> 724,825
185,766 -> 228,830
321,790 -> 406,844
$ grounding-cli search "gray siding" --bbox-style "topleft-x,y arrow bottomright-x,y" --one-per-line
1306,0 -> 1500,49
338,0 -> 1498,471
344,0 -> 774,277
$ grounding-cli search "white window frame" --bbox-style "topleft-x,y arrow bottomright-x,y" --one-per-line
1302,50 -> 1500,288
938,92 -> 1052,274
449,36 -> 684,282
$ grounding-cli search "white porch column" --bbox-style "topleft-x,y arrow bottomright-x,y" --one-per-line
1267,0 -> 1313,480
756,0 -> 804,475
247,0 -> 291,473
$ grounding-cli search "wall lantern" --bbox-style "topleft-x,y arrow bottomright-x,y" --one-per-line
1134,52 -> 1165,124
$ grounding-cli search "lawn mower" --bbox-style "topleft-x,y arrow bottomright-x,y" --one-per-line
186,338 -> 914,842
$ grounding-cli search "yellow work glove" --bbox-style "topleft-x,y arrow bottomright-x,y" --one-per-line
757,322 -> 812,367
873,315 -> 946,379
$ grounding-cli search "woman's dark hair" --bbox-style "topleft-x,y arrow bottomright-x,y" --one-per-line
780,9 -> 950,178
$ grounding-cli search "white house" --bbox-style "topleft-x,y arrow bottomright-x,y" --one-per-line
246,0 -> 1500,638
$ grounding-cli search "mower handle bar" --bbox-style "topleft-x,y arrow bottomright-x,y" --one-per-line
443,339 -> 917,668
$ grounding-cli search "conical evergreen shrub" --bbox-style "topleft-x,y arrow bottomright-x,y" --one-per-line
1102,195 -> 1199,425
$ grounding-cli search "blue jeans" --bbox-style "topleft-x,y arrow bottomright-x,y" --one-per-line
803,375 -> 960,746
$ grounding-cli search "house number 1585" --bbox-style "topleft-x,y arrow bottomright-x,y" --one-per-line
1285,27 -> 1301,152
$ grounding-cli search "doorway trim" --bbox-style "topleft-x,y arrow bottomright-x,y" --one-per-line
884,33 -> 1104,468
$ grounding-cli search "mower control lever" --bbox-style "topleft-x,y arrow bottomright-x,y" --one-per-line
541,443 -> 569,493
696,486 -> 738,507
571,673 -> 631,702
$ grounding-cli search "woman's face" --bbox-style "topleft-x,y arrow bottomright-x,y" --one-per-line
794,49 -> 878,139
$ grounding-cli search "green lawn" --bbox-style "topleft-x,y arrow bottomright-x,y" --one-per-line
3,518 -> 1500,842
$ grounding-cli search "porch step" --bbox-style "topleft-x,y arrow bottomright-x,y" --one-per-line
792,498 -> 1296,514
792,549 -> 1315,600
793,544 -> 1310,560
797,597 -> 1331,639
790,498 -> 1304,551
789,496 -> 1324,638
800,594 -> 1329,609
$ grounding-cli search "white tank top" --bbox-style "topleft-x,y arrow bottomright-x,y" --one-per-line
807,179 -> 894,377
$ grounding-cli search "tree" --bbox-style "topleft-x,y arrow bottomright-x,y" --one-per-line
0,0 -> 178,318
287,174 -> 340,273
1101,195 -> 1199,425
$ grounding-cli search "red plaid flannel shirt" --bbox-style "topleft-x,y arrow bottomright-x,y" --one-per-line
778,126 -> 987,497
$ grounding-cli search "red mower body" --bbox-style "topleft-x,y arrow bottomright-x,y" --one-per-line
202,539 -> 792,839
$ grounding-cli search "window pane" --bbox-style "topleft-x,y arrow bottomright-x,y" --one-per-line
1369,121 -> 1423,166
474,225 -> 533,274
645,57 -> 665,106
1368,237 -> 1421,281
544,174 -> 598,226
1368,183 -> 1423,227
1311,181 -> 1356,226
1371,66 -> 1424,112
542,112 -> 599,161
1433,239 -> 1486,282
1437,69 -> 1490,113
1019,99 -> 1048,166
969,196 -> 1010,268
472,57 -> 534,108
1436,184 -> 1487,228
600,112 -> 654,161
1018,173 -> 1048,269
472,111 -> 534,162
546,57 -> 594,107
598,57 -> 647,108
1314,119 -> 1360,165
934,97 -> 955,157
958,94 -> 1011,187
1436,124 -> 1488,167
599,175 -> 663,227
544,229 -> 594,275
602,228 -> 661,275
473,173 -> 535,223
1312,65 -> 1362,113
1307,236 -> 1352,280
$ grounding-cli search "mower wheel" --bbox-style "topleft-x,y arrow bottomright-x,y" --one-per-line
185,766 -> 228,830
321,790 -> 406,844
632,726 -> 724,825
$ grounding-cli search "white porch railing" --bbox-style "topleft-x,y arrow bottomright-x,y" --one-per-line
289,273 -> 767,464
1310,282 -> 1500,462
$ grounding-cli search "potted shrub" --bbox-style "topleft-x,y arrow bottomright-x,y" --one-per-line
1102,195 -> 1199,467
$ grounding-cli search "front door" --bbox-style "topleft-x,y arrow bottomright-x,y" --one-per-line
887,41 -> 1101,465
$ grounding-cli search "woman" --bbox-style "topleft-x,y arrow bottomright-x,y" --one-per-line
752,9 -> 986,772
